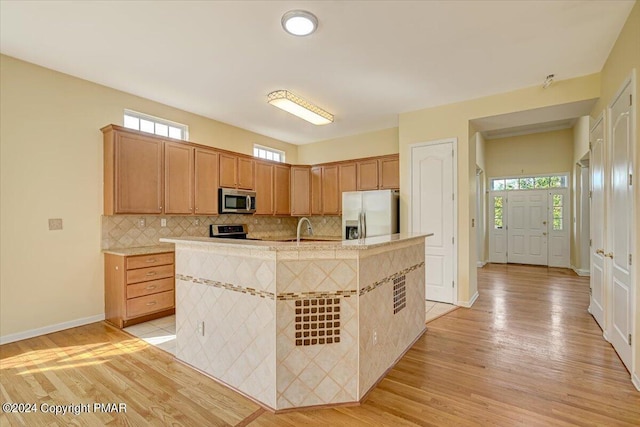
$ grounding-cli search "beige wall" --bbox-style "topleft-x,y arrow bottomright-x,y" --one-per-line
297,127 -> 398,165
0,55 -> 297,338
399,73 -> 601,305
571,116 -> 590,271
485,128 -> 574,178
588,1 -> 640,386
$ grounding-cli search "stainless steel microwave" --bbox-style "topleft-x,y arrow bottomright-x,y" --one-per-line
219,188 -> 256,214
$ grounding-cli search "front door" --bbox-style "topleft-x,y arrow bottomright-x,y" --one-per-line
507,190 -> 548,265
411,140 -> 456,304
607,81 -> 634,370
589,116 -> 606,331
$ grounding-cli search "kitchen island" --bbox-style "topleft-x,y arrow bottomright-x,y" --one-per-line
160,234 -> 430,411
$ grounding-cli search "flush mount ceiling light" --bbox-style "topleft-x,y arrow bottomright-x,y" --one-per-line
281,10 -> 318,36
267,90 -> 333,125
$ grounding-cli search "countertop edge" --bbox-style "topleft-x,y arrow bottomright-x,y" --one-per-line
160,233 -> 431,251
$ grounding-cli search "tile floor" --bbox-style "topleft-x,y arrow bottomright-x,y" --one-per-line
125,301 -> 456,355
425,300 -> 457,322
124,315 -> 176,355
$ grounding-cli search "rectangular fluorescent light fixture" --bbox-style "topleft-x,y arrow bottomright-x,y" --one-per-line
267,90 -> 333,125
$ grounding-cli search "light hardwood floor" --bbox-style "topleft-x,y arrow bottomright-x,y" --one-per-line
1,264 -> 638,426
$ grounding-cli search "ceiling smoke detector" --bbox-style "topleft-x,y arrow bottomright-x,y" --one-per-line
543,74 -> 555,89
281,10 -> 318,36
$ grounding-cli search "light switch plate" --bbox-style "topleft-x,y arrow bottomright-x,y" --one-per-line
48,218 -> 63,230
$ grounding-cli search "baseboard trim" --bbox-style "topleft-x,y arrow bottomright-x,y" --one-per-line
633,372 -> 640,392
457,291 -> 479,308
0,314 -> 105,345
476,261 -> 487,268
571,266 -> 590,276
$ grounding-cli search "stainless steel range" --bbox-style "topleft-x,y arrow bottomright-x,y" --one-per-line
209,224 -> 248,239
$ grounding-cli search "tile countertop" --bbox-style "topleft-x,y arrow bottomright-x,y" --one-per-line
160,233 -> 432,251
102,244 -> 175,256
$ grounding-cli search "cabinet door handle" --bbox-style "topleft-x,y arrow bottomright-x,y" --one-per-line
146,301 -> 157,306
146,259 -> 156,263
145,272 -> 157,276
145,285 -> 157,290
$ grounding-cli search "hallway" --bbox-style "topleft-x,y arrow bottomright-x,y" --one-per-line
1,265 -> 638,426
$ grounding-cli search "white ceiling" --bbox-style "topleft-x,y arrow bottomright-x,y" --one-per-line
0,1 -> 634,145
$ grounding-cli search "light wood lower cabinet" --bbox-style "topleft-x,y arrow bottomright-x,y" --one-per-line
105,252 -> 175,328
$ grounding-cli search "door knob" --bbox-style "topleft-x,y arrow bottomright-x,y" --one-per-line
596,249 -> 604,255
605,252 -> 614,259
542,221 -> 547,225
542,232 -> 547,236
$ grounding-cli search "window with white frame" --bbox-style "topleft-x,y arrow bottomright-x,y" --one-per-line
254,144 -> 285,163
491,175 -> 568,191
123,110 -> 189,140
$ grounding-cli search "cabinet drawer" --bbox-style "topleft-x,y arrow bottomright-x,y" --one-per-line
127,290 -> 174,318
127,252 -> 174,270
126,264 -> 174,284
127,277 -> 174,299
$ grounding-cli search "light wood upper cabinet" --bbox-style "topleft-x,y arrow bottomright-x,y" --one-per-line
104,127 -> 164,215
219,153 -> 255,190
194,148 -> 218,215
237,157 -> 255,190
256,162 -> 290,215
311,166 -> 323,215
357,159 -> 379,191
164,142 -> 194,215
274,165 -> 291,215
291,166 -> 311,216
255,161 -> 274,215
322,165 -> 340,215
219,153 -> 238,188
379,156 -> 399,189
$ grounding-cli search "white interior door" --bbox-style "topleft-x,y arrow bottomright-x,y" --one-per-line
607,81 -> 634,370
489,191 -> 507,263
507,190 -> 548,265
589,116 -> 606,331
411,140 -> 455,304
548,188 -> 570,268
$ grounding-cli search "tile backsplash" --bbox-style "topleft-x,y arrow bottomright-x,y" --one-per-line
101,215 -> 342,249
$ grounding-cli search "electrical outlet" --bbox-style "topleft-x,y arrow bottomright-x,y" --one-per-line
196,321 -> 205,336
323,218 -> 327,224
160,218 -> 167,227
138,217 -> 145,228
254,218 -> 258,224
373,330 -> 378,345
194,218 -> 200,226
277,218 -> 281,224
48,218 -> 63,231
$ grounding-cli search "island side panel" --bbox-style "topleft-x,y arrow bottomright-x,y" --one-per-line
358,239 -> 426,397
174,243 -> 277,408
275,249 -> 359,410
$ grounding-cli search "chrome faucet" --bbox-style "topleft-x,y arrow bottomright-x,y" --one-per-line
296,217 -> 314,243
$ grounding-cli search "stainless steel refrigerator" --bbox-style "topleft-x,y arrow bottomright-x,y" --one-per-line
342,190 -> 399,240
